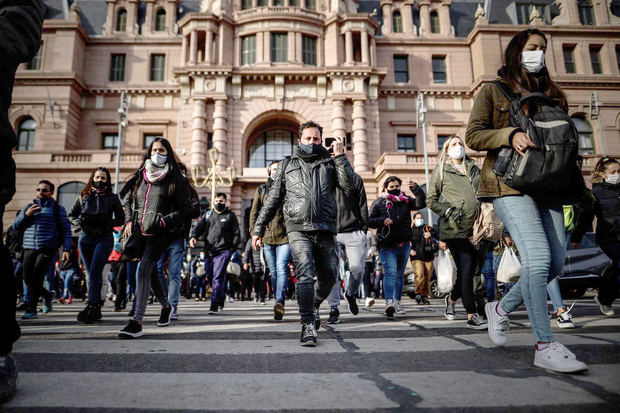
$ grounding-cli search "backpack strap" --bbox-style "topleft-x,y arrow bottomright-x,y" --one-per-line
279,156 -> 291,188
490,80 -> 518,103
53,200 -> 65,247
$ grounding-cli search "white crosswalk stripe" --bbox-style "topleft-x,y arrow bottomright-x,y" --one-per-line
7,297 -> 620,411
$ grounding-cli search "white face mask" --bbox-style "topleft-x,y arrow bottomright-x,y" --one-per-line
415,218 -> 424,227
151,153 -> 167,166
606,174 -> 620,185
521,50 -> 546,73
448,144 -> 464,160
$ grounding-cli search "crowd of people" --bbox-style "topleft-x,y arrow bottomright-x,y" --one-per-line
1,18 -> 619,405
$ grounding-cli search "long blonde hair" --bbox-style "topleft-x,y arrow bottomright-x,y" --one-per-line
437,135 -> 473,181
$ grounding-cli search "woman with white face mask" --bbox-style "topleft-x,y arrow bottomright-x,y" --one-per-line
427,136 -> 484,330
465,29 -> 587,373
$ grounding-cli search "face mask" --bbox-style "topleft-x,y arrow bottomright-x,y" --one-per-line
215,203 -> 226,212
299,143 -> 321,155
199,253 -> 205,260
415,218 -> 424,227
387,189 -> 401,196
448,144 -> 464,160
92,181 -> 104,190
521,50 -> 546,73
605,174 -> 620,185
151,153 -> 167,166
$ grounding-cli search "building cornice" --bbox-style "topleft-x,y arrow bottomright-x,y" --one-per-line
14,72 -> 87,94
87,86 -> 180,95
87,37 -> 181,44
379,87 -> 471,96
467,23 -> 620,43
233,6 -> 325,25
43,19 -> 88,42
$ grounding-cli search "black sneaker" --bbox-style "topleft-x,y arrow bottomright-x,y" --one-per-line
327,307 -> 340,324
421,296 -> 431,305
300,322 -> 317,347
345,294 -> 359,315
94,302 -> 102,321
208,304 -> 218,314
158,305 -> 172,327
444,296 -> 456,321
273,302 -> 285,321
0,356 -> 18,404
15,301 -> 27,311
415,294 -> 422,305
119,320 -> 143,338
314,307 -> 321,331
466,314 -> 489,330
128,310 -> 135,317
77,303 -> 97,324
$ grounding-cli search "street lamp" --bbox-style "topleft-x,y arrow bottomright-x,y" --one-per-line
589,91 -> 606,156
191,147 -> 237,209
114,91 -> 129,194
416,92 -> 432,224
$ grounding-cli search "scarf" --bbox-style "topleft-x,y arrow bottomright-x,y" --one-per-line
144,159 -> 170,183
294,145 -> 330,163
379,191 -> 409,210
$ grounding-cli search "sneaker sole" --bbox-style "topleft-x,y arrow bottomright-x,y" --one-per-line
557,322 -> 575,329
300,340 -> 317,347
594,296 -> 615,316
118,331 -> 144,339
365,299 -> 375,308
444,314 -> 456,321
466,323 -> 489,330
485,302 -> 508,347
385,306 -> 395,318
533,360 -> 588,374
326,319 -> 340,324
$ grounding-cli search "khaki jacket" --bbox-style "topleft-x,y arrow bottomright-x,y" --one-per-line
249,181 -> 288,245
465,80 -> 521,198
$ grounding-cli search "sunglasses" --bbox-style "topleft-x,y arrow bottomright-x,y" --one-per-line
36,188 -> 50,193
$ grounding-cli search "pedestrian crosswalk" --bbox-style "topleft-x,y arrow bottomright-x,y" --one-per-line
6,296 -> 620,411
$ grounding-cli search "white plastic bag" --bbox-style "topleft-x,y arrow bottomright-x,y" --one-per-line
435,249 -> 457,293
497,248 -> 521,283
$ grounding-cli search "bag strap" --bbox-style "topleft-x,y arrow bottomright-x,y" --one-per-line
53,201 -> 64,246
490,80 -> 518,103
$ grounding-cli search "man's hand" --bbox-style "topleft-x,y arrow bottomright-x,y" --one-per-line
243,263 -> 250,271
331,137 -> 345,156
122,222 -> 132,237
383,218 -> 393,226
25,204 -> 41,216
62,251 -> 70,262
189,237 -> 197,248
438,241 -> 447,251
252,235 -> 263,250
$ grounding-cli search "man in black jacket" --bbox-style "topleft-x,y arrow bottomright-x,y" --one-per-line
190,193 -> 240,313
252,121 -> 355,346
325,172 -> 369,324
0,0 -> 44,404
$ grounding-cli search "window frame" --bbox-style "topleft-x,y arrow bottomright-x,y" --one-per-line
589,45 -> 602,74
143,133 -> 163,149
437,134 -> 451,152
571,116 -> 595,155
155,8 -> 166,31
102,133 -> 119,150
241,35 -> 257,66
578,0 -> 596,25
149,54 -> 165,82
397,134 -> 416,153
432,55 -> 447,84
563,45 -> 576,74
430,11 -> 440,34
270,32 -> 288,63
393,55 -> 409,83
305,0 -> 316,10
393,11 -> 403,33
116,8 -> 127,32
248,129 -> 297,168
616,45 -> 620,73
26,42 -> 43,70
109,53 -> 126,82
302,35 -> 317,66
17,117 -> 37,151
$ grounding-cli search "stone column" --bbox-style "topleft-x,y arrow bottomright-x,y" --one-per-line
440,3 -> 451,36
288,31 -> 295,63
381,1 -> 392,35
296,32 -> 302,63
105,0 -> 115,34
213,99 -> 228,166
402,2 -> 414,33
317,35 -> 324,66
370,37 -> 377,66
345,30 -> 353,65
593,0 -> 610,25
352,100 -> 368,172
189,30 -> 198,64
205,30 -> 214,64
419,1 -> 430,35
331,100 -> 346,137
181,34 -> 188,64
144,0 -> 154,33
361,30 -> 369,65
257,32 -> 265,63
233,35 -> 240,66
191,99 -> 207,168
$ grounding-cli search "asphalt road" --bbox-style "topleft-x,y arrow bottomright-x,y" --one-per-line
4,294 -> 620,412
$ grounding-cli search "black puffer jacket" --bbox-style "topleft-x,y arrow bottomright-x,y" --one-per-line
572,181 -> 620,247
410,225 -> 439,262
337,172 -> 368,233
368,185 -> 426,248
68,190 -> 124,237
253,146 -> 355,235
191,207 -> 241,254
124,170 -> 192,236
243,238 -> 263,273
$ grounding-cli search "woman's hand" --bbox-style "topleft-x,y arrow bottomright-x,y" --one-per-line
438,241 -> 447,251
383,218 -> 393,226
122,222 -> 132,237
512,132 -> 537,156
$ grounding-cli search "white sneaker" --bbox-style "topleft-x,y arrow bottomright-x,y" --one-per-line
394,301 -> 406,314
533,342 -> 588,373
228,296 -> 234,304
594,295 -> 615,316
556,303 -> 575,329
384,300 -> 396,318
485,302 -> 510,346
365,297 -> 375,308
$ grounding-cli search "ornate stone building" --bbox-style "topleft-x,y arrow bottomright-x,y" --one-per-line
5,0 -> 620,234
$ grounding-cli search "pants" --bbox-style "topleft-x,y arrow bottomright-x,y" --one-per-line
252,271 -> 266,300
288,231 -> 338,324
127,261 -> 138,312
0,244 -> 20,355
363,261 -> 374,298
157,238 -> 185,307
133,237 -> 169,323
60,269 -> 77,299
598,241 -> 620,306
494,195 -> 565,343
22,248 -> 56,313
207,250 -> 232,307
327,231 -> 368,306
110,262 -> 127,309
378,243 -> 411,302
263,243 -> 291,305
481,250 -> 496,301
413,260 -> 434,297
78,232 -> 114,304
446,238 -> 477,314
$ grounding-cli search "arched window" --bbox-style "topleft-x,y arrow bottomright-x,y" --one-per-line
17,117 -> 36,151
430,11 -> 440,34
57,181 -> 86,214
393,11 -> 403,33
578,0 -> 596,25
116,8 -> 127,32
571,116 -> 595,155
248,129 -> 296,168
155,9 -> 166,31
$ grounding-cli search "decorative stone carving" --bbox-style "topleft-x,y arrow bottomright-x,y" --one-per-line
285,85 -> 317,99
552,0 -> 570,24
369,75 -> 379,103
529,6 -> 544,25
610,0 -> 620,24
243,84 -> 274,98
231,75 -> 241,100
275,75 -> 285,104
475,3 -> 488,25
317,75 -> 327,104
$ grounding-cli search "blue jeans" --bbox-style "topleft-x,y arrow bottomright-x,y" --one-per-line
378,243 -> 411,302
493,195 -> 566,343
157,238 -> 185,307
60,269 -> 77,299
78,233 -> 114,303
263,243 -> 290,304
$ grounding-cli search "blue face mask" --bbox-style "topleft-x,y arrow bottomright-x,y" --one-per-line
151,153 -> 167,166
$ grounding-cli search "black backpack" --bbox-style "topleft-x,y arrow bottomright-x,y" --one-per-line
491,81 -> 579,198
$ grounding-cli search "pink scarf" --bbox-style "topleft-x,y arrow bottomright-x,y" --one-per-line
379,191 -> 408,210
143,159 -> 170,183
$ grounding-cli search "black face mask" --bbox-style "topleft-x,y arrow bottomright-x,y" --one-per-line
215,203 -> 226,212
92,181 -> 104,190
299,143 -> 322,155
387,189 -> 401,196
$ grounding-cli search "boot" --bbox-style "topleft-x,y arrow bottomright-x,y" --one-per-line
77,303 -> 97,324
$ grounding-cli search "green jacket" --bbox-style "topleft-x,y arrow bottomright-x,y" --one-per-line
249,180 -> 288,245
427,158 -> 481,240
465,80 -> 521,198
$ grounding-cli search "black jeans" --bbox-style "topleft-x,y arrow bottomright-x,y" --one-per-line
445,238 -> 477,314
599,241 -> 619,306
288,231 -> 338,324
252,271 -> 266,300
22,248 -> 56,313
111,261 -> 128,309
0,244 -> 20,355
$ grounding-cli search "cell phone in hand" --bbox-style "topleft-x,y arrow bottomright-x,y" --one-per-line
324,137 -> 336,153
33,198 -> 41,206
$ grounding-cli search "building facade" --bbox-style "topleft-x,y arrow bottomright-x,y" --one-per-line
5,0 -> 620,234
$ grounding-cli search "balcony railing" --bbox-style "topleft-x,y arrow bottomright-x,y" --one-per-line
234,6 -> 324,21
14,150 -> 145,170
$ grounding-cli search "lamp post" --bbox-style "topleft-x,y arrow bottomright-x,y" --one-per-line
191,147 -> 237,208
416,92 -> 432,224
589,91 -> 606,156
114,91 -> 129,194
